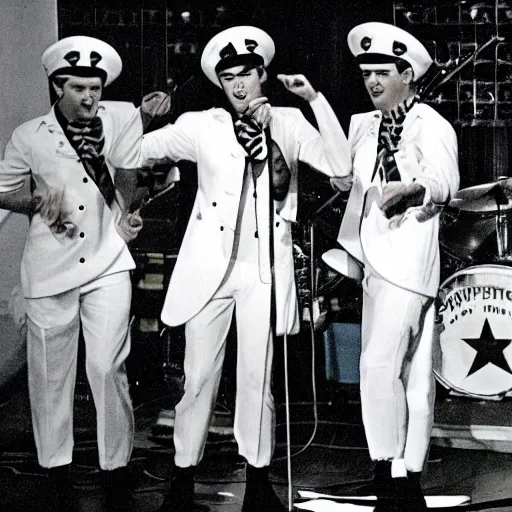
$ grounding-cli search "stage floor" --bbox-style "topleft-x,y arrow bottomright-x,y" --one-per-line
1,376 -> 512,512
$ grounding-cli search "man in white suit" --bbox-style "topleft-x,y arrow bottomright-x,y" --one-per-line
0,36 -> 152,512
110,25 -> 350,512
324,22 -> 459,510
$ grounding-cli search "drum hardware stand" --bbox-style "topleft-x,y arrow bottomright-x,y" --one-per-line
137,176 -> 179,214
495,186 -> 512,260
154,324 -> 235,437
160,326 -> 185,392
280,190 -> 343,512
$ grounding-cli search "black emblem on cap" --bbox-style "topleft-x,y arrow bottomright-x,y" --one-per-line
361,37 -> 372,51
245,39 -> 258,52
393,41 -> 407,56
90,51 -> 102,67
219,42 -> 237,59
64,51 -> 80,66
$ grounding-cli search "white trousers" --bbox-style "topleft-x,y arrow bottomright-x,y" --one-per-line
360,267 -> 435,473
173,261 -> 275,468
25,271 -> 134,470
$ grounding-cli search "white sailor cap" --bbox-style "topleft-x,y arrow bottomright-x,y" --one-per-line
41,36 -> 122,87
201,26 -> 275,88
348,22 -> 432,80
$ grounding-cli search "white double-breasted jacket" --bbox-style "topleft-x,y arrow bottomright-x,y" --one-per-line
110,94 -> 350,334
338,103 -> 460,297
0,102 -> 137,298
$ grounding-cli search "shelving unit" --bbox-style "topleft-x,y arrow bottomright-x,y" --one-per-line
394,0 -> 512,125
394,0 -> 512,184
57,2 -> 236,106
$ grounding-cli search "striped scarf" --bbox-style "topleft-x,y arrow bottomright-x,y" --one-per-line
233,115 -> 291,201
374,95 -> 420,183
56,107 -> 115,207
233,116 -> 268,161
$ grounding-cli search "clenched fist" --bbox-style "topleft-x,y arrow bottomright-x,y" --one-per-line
380,182 -> 426,219
244,97 -> 272,128
141,91 -> 171,130
277,74 -> 317,102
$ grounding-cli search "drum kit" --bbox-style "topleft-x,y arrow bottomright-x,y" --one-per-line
436,178 -> 512,399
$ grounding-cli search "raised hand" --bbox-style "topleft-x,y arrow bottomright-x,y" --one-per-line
142,91 -> 171,118
277,73 -> 317,102
141,91 -> 171,130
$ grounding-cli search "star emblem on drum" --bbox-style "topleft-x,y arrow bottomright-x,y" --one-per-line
462,318 -> 512,377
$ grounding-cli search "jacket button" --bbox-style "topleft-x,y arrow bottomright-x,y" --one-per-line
276,222 -> 280,227
254,231 -> 258,238
196,213 -> 202,220
79,205 -> 84,211
79,232 -> 85,238
212,202 -> 217,207
79,257 -> 85,263
83,177 -> 88,183
220,226 -> 224,231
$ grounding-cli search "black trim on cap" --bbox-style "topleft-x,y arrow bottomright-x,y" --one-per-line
50,66 -> 107,83
215,53 -> 264,75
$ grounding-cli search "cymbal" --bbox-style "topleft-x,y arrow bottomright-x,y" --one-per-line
449,182 -> 512,212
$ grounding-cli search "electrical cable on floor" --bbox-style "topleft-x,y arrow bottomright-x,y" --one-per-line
275,419 -> 362,428
277,443 -> 368,452
133,394 -> 172,413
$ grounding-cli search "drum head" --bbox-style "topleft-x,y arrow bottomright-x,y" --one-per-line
435,264 -> 512,398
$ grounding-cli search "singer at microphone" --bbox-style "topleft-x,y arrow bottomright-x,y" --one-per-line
109,25 -> 352,512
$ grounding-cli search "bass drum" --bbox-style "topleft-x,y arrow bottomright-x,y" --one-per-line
435,264 -> 512,399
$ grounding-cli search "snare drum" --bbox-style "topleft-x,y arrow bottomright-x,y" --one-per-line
440,182 -> 512,264
435,264 -> 512,399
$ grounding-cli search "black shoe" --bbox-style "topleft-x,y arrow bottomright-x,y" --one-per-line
373,461 -> 395,511
371,462 -> 428,511
48,464 -> 78,512
102,466 -> 136,512
160,465 -> 196,511
388,474 -> 428,512
406,471 -> 427,511
242,465 -> 286,512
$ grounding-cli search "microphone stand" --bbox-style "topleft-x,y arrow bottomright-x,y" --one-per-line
419,35 -> 504,100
